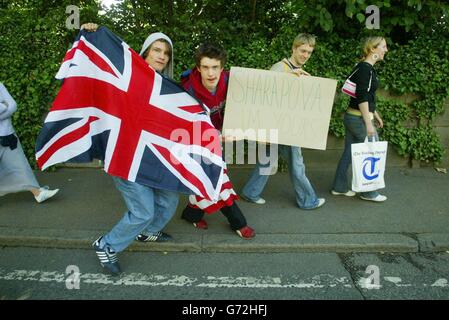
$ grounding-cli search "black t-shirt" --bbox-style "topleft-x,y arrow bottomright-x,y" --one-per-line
348,62 -> 378,112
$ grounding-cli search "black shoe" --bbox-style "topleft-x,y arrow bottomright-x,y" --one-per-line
136,231 -> 173,242
92,236 -> 122,275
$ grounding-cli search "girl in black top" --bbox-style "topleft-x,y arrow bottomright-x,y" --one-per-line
332,36 -> 389,202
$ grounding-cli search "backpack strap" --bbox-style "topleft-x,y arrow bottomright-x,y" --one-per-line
223,72 -> 229,85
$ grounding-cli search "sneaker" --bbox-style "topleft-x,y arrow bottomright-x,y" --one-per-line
92,236 -> 121,275
360,194 -> 387,202
34,186 -> 59,203
331,190 -> 356,197
192,219 -> 208,229
135,231 -> 173,242
241,194 -> 266,205
236,226 -> 255,239
303,198 -> 326,210
315,198 -> 326,208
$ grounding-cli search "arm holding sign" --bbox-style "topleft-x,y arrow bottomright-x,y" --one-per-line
241,33 -> 325,210
291,68 -> 311,76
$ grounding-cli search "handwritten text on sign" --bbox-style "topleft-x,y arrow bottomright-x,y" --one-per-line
222,67 -> 337,150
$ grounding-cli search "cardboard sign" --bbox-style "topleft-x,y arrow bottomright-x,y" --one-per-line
222,67 -> 337,150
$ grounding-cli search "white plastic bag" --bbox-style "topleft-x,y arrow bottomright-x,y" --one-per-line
351,137 -> 388,192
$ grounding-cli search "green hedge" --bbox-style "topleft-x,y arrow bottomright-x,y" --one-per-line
0,0 -> 99,167
1,1 -> 448,168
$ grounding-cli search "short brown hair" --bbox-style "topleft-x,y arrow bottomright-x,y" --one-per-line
194,43 -> 227,67
292,33 -> 316,50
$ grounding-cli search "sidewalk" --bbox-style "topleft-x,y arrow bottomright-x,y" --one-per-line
0,166 -> 448,253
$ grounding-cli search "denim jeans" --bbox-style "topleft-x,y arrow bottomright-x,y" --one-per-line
332,113 -> 379,198
142,188 -> 179,234
242,144 -> 319,209
101,177 -> 179,252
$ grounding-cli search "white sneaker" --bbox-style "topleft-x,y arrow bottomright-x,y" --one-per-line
241,194 -> 266,205
360,194 -> 387,202
331,190 -> 356,197
315,198 -> 326,208
35,187 -> 59,203
304,198 -> 326,210
252,198 -> 266,205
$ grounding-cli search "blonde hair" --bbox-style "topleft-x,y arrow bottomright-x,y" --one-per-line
361,36 -> 385,60
292,33 -> 316,50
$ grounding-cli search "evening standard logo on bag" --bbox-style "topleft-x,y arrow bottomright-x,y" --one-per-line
351,141 -> 387,192
362,156 -> 381,180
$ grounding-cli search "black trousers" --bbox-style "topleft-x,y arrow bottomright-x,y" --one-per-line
181,202 -> 247,230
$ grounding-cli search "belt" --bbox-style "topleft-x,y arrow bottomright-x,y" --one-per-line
346,108 -> 374,120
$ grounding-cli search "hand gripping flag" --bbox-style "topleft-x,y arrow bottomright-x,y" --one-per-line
35,27 -> 224,201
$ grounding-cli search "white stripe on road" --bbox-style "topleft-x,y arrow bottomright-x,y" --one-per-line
0,269 -> 352,288
431,279 -> 448,287
0,269 -> 448,289
196,275 -> 352,288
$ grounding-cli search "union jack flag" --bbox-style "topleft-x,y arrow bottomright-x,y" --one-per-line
35,27 -> 224,201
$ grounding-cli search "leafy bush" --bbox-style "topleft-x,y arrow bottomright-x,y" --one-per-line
1,0 -> 448,167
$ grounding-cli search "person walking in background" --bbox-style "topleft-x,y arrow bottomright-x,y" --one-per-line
241,33 -> 325,210
331,36 -> 388,202
0,82 -> 59,203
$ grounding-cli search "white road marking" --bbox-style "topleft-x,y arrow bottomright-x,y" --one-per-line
1,269 -> 447,289
0,268 -> 351,288
358,280 -> 381,289
384,277 -> 412,287
431,279 -> 448,287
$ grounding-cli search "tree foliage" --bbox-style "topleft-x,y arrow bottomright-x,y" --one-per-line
0,0 -> 99,160
1,0 -> 448,166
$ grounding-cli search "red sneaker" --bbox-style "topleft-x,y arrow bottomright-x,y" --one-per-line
192,219 -> 208,229
236,226 -> 255,239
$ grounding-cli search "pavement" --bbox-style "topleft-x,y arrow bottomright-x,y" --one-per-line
0,165 -> 448,253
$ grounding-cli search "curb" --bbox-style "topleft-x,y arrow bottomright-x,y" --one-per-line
417,233 -> 449,252
202,234 -> 418,253
0,227 -> 428,253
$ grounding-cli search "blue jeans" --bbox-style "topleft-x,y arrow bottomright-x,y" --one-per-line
332,113 -> 379,198
142,187 -> 179,234
101,177 -> 179,252
242,144 -> 319,209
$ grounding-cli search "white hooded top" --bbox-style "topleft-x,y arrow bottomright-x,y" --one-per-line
0,82 -> 17,136
139,32 -> 174,79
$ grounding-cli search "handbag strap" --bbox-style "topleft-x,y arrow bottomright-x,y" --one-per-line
348,68 -> 359,79
347,68 -> 373,92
